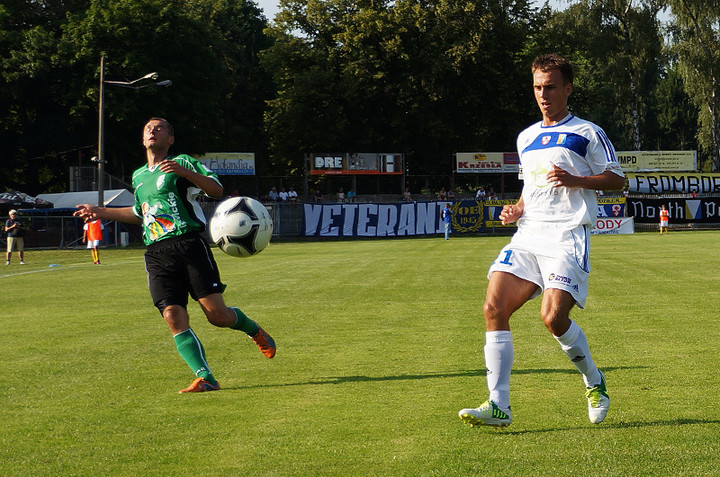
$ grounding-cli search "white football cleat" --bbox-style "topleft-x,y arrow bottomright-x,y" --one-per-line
586,371 -> 609,424
459,400 -> 512,428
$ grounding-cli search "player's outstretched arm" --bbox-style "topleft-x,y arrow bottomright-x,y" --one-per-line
74,205 -> 141,224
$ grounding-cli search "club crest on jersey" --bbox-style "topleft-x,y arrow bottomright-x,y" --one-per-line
156,174 -> 166,190
542,135 -> 552,145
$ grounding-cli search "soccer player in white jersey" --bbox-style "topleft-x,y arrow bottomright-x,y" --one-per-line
459,54 -> 625,428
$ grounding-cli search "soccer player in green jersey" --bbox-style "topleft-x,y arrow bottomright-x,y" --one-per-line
75,117 -> 275,393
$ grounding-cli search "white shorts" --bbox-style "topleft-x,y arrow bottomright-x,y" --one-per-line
487,222 -> 591,308
659,220 -> 668,227
87,240 -> 101,248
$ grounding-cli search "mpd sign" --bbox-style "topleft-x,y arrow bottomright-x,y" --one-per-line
616,150 -> 696,172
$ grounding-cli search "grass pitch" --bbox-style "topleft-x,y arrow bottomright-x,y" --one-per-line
2,231 -> 719,475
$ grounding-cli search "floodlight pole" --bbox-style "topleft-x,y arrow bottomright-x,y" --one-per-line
96,57 -> 170,207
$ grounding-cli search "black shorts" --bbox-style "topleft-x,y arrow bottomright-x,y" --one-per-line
144,232 -> 226,312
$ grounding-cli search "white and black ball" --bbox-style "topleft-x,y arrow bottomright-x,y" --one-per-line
209,197 -> 273,257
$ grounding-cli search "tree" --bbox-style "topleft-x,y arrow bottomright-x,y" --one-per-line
263,0 -> 538,193
0,0 -> 272,195
668,0 -> 720,170
654,64 -> 698,151
532,0 -> 663,151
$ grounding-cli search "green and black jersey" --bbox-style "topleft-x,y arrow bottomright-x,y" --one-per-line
131,154 -> 221,246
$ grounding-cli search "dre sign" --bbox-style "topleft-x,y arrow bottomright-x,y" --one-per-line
314,156 -> 343,170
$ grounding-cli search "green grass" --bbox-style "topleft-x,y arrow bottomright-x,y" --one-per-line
2,231 -> 720,475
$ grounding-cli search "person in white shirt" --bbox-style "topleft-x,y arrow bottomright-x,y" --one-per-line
278,187 -> 289,202
459,53 -> 625,429
287,187 -> 298,202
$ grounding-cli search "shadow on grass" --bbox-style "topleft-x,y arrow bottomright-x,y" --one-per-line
500,418 -> 720,435
231,365 -> 643,389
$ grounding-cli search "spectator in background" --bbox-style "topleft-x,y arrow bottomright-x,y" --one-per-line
402,187 -> 413,201
4,209 -> 26,265
447,188 -> 456,201
83,218 -> 104,265
314,189 -> 324,202
347,188 -> 357,203
287,187 -> 298,202
268,187 -> 279,201
437,187 -> 448,201
476,187 -> 486,200
278,187 -> 289,202
336,187 -> 345,203
487,187 -> 497,199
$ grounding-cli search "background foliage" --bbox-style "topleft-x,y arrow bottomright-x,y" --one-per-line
0,0 -> 717,195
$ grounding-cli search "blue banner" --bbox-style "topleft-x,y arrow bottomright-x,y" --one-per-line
302,200 -> 516,237
597,197 -> 626,219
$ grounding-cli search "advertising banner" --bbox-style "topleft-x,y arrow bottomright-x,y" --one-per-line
597,197 -> 626,218
303,199 -> 633,237
626,172 -> 720,194
197,152 -> 255,175
456,153 -> 520,173
627,197 -> 720,223
309,153 -> 402,175
302,200 -> 518,237
617,150 -> 696,172
591,217 -> 634,235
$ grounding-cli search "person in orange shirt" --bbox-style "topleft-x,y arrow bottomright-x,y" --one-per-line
659,205 -> 669,234
83,219 -> 104,264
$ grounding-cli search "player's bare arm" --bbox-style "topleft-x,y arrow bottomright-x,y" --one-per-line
547,164 -> 625,191
74,204 -> 141,224
499,196 -> 525,225
158,160 -> 224,198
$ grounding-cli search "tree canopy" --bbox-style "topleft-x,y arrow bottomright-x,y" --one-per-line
0,0 -> 715,196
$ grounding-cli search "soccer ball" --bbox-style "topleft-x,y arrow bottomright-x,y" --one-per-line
209,197 -> 273,257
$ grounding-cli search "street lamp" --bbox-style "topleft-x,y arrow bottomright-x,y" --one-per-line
97,56 -> 172,206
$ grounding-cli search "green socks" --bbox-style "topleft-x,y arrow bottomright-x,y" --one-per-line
173,329 -> 217,385
229,307 -> 259,336
173,309 -> 257,386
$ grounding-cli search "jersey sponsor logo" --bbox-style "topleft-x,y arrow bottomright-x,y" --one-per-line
142,202 -> 177,241
548,273 -> 572,285
548,273 -> 579,291
557,134 -> 567,145
527,161 -> 553,188
156,174 -> 166,190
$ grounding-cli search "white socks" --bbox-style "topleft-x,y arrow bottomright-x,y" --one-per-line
484,330 -> 513,410
554,320 -> 601,387
484,321 -> 601,409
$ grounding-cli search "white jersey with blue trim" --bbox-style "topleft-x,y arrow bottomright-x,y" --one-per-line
516,114 -> 624,228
